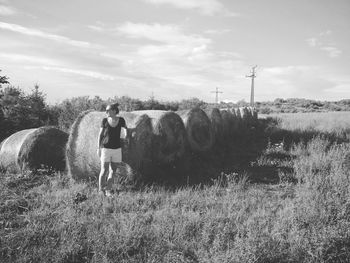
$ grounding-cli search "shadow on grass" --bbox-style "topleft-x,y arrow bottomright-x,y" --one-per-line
183,117 -> 350,186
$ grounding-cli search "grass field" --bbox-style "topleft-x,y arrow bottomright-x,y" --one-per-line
1,112 -> 350,263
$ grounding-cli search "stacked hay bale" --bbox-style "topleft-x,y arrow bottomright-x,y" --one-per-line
131,110 -> 187,164
204,108 -> 224,147
220,109 -> 235,139
234,108 -> 242,120
66,111 -> 153,182
230,108 -> 240,132
249,106 -> 258,120
177,108 -> 214,154
0,127 -> 68,172
238,107 -> 251,127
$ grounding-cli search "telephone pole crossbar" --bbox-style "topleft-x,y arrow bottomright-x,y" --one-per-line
211,87 -> 223,105
246,66 -> 257,107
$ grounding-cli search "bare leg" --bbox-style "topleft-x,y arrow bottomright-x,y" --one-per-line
106,162 -> 119,192
98,162 -> 109,192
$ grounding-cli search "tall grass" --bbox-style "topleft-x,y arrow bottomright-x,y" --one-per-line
1,112 -> 350,262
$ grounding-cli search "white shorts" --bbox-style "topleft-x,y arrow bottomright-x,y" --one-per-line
100,148 -> 122,163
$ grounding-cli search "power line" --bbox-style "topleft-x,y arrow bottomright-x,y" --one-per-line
211,87 -> 223,105
246,65 -> 257,107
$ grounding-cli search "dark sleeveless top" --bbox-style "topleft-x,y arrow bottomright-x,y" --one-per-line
101,117 -> 127,149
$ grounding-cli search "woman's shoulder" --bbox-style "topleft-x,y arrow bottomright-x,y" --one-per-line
101,117 -> 108,125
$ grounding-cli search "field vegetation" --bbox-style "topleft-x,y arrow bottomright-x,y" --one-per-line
1,111 -> 350,262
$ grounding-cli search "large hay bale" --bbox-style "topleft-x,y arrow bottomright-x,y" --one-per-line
234,108 -> 241,120
131,110 -> 187,164
66,111 -> 153,182
247,106 -> 258,119
220,109 -> 235,138
229,108 -> 240,131
0,127 -> 68,172
239,107 -> 251,122
177,108 -> 214,153
203,108 -> 224,147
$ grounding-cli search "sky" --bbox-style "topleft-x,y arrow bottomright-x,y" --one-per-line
0,0 -> 349,104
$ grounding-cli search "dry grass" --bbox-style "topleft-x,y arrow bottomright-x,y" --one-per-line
2,111 -> 350,262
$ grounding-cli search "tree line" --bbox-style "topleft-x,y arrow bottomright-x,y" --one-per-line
1,70 -> 350,141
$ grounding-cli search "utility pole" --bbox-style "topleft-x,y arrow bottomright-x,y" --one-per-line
246,65 -> 257,107
211,87 -> 223,105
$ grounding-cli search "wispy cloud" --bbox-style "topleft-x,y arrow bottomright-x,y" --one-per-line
141,0 -> 238,16
260,65 -> 339,99
117,22 -> 211,46
26,66 -> 115,81
0,4 -> 17,15
0,21 -> 92,48
306,30 -> 341,58
320,46 -> 342,58
306,37 -> 318,47
204,28 -> 231,35
0,53 -> 59,66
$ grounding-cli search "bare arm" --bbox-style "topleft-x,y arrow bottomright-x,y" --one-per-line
97,128 -> 104,148
97,128 -> 104,157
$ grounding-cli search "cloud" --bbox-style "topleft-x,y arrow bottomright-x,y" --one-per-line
117,22 -> 211,46
204,28 -> 232,35
26,66 -> 115,81
0,53 -> 59,66
0,21 -> 92,48
319,46 -> 342,58
0,4 -> 17,15
306,38 -> 318,47
141,0 -> 238,16
259,66 -> 339,99
99,21 -> 249,101
306,31 -> 342,58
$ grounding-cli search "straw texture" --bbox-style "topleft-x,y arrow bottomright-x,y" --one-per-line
177,108 -> 214,153
0,127 -> 68,172
66,111 -> 153,182
131,110 -> 187,164
204,108 -> 224,147
220,109 -> 235,138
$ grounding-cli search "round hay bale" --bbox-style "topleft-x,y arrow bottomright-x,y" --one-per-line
251,107 -> 258,119
230,108 -> 237,117
220,109 -> 235,138
0,127 -> 68,172
66,111 -> 153,182
203,108 -> 224,146
131,110 -> 187,164
229,108 -> 239,131
234,108 -> 242,120
239,107 -> 251,122
177,108 -> 214,153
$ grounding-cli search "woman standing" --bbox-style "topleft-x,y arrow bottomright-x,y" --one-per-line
97,103 -> 127,196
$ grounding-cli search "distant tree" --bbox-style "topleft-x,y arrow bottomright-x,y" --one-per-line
108,96 -> 143,111
0,86 -> 30,138
26,84 -> 49,127
143,97 -> 166,110
274,98 -> 286,105
55,96 -> 108,132
178,98 -> 206,110
0,70 -> 9,88
163,101 -> 179,111
236,99 -> 249,107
